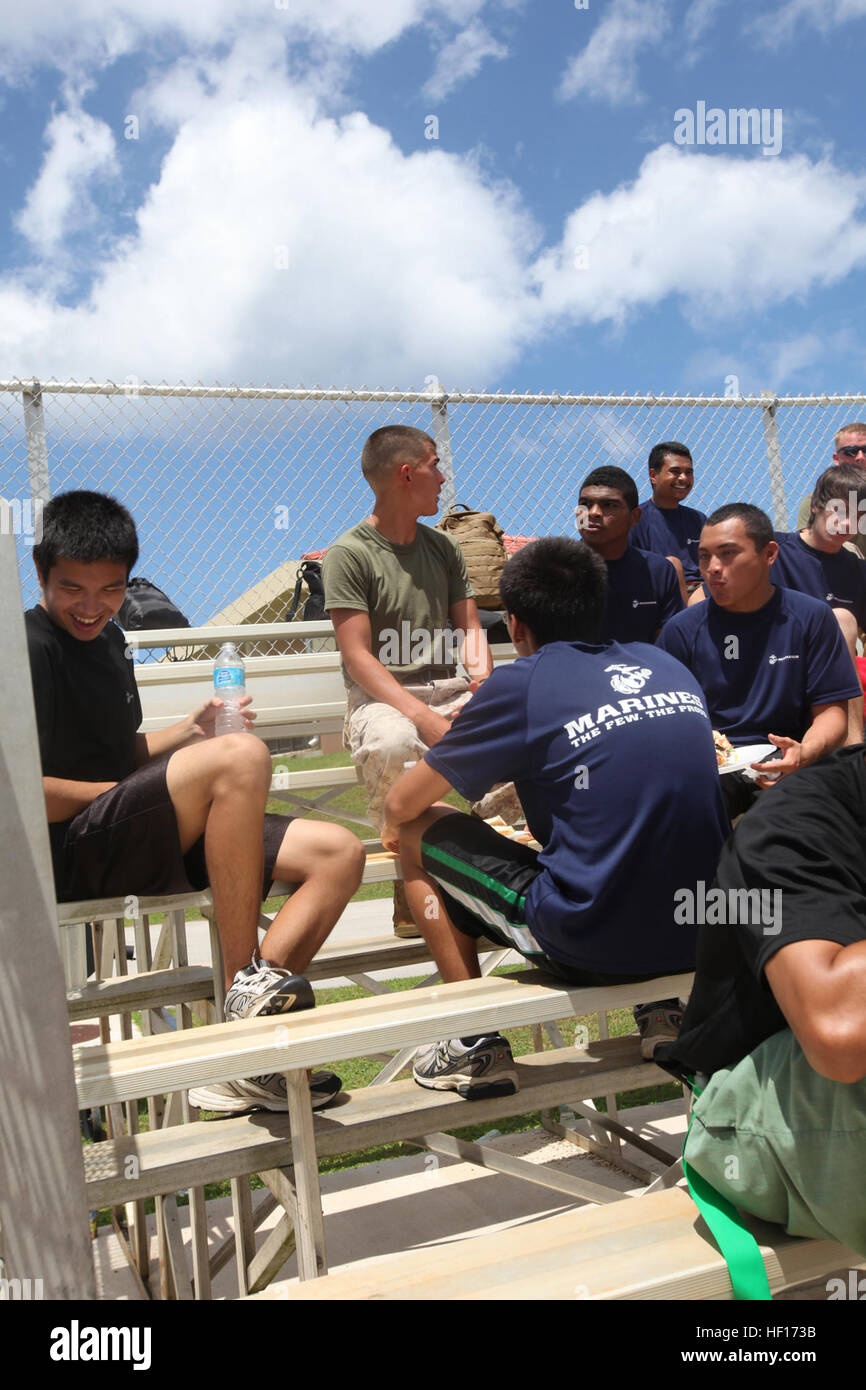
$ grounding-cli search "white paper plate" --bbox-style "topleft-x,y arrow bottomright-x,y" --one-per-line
717,742 -> 780,778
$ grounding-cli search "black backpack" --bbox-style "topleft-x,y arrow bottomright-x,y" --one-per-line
285,560 -> 327,623
119,577 -> 191,631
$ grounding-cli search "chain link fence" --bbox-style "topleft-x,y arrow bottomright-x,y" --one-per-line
3,378 -> 865,645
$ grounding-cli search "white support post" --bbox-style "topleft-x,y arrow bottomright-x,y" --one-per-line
430,385 -> 456,514
22,381 -> 50,507
761,390 -> 789,531
0,529 -> 96,1298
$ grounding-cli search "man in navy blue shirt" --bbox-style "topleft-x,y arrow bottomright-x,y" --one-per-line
630,441 -> 706,596
381,538 -> 729,1096
658,503 -> 860,821
576,465 -> 683,642
773,463 -> 866,743
795,420 -> 866,561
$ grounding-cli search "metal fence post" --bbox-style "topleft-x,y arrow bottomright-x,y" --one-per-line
430,386 -> 456,513
761,390 -> 788,530
22,381 -> 50,506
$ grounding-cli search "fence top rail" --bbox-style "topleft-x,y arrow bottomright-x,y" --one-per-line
2,379 -> 866,408
124,620 -> 337,647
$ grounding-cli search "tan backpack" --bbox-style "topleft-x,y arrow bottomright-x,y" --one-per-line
435,503 -> 507,610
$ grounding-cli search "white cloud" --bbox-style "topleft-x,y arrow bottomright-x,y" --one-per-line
765,332 -> 825,384
683,0 -> 725,43
0,43 -> 539,386
423,20 -> 508,101
558,0 -> 671,106
15,104 -> 118,253
0,0 -> 491,80
752,0 -> 866,46
683,0 -> 725,53
534,145 -> 866,326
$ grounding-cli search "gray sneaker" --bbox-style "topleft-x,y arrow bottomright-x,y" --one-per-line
412,1034 -> 518,1100
633,1000 -> 683,1060
189,1070 -> 342,1113
224,955 -> 315,1022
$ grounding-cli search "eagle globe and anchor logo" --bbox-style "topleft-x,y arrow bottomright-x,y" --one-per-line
605,663 -> 652,695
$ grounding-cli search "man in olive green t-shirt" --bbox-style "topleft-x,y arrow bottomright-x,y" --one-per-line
795,422 -> 866,560
323,425 -> 494,935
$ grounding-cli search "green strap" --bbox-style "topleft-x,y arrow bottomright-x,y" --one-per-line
682,1078 -> 773,1301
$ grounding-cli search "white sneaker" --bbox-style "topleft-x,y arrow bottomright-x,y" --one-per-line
412,1034 -> 518,1099
224,955 -> 315,1022
189,1070 -> 342,1113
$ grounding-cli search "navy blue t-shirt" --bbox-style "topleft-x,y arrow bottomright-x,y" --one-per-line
772,531 -> 866,630
630,499 -> 707,583
424,641 -> 729,975
656,587 -> 861,746
602,547 -> 684,643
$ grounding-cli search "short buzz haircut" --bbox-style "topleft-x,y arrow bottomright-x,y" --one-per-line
834,422 -> 866,449
361,425 -> 434,487
648,440 -> 692,476
704,502 -> 773,551
33,490 -> 139,579
809,464 -> 866,524
499,537 -> 607,647
580,466 -> 639,511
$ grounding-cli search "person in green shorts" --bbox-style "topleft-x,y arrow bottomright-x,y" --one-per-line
657,746 -> 866,1257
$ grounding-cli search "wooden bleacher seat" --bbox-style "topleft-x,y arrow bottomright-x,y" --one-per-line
74,969 -> 693,1290
83,1035 -> 669,1212
248,1185 -> 862,1302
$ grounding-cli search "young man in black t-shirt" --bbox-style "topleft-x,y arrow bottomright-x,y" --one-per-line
657,748 -> 866,1256
27,491 -> 364,1113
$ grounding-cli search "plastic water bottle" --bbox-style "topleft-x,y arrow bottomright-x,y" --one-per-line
213,643 -> 246,735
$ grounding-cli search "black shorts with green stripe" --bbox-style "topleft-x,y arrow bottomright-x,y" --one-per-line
420,812 -> 660,988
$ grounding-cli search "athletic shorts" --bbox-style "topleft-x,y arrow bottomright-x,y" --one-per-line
686,1028 -> 866,1256
420,812 -> 663,987
54,753 -> 292,903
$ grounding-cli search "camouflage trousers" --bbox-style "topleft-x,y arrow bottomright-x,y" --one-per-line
343,678 -> 523,832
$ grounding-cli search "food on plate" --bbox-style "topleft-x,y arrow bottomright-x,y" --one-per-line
712,731 -> 736,768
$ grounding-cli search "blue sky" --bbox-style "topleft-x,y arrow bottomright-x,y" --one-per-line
1,0 -> 865,397
2,0 -> 866,619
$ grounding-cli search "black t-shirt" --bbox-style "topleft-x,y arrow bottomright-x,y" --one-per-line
657,745 -> 866,1079
25,605 -> 142,884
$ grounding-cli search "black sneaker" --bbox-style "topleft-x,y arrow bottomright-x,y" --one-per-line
412,1034 -> 518,1100
224,955 -> 315,1022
